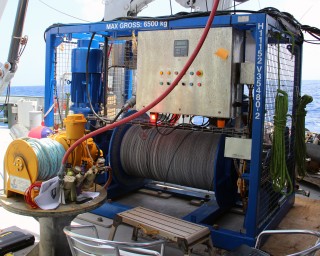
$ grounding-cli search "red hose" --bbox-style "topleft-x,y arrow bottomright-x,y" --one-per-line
62,0 -> 220,166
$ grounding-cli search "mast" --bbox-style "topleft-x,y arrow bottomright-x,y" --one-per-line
7,0 -> 29,73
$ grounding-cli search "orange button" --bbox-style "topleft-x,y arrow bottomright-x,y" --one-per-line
167,71 -> 171,75
159,71 -> 164,75
196,70 -> 203,76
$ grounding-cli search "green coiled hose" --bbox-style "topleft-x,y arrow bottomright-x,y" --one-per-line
270,89 -> 293,195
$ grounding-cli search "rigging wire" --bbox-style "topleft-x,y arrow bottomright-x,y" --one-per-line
38,0 -> 91,22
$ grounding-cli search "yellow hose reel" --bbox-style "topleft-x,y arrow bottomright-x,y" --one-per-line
4,114 -> 102,197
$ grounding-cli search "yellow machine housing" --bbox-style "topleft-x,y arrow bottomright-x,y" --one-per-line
4,114 -> 101,197
50,114 -> 102,169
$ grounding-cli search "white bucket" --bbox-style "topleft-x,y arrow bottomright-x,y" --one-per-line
29,111 -> 42,129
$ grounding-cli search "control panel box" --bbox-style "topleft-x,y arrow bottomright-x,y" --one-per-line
136,27 -> 236,118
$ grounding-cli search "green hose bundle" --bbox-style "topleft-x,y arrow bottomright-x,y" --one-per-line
269,37 -> 294,195
295,95 -> 313,177
270,89 -> 293,195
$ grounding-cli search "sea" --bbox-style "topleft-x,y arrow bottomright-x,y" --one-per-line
1,81 -> 320,133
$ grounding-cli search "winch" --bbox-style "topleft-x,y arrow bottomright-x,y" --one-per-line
4,114 -> 102,197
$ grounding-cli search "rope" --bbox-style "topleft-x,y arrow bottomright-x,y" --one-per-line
270,36 -> 293,196
295,95 -> 313,177
24,138 -> 66,180
270,89 -> 292,195
119,125 -> 221,191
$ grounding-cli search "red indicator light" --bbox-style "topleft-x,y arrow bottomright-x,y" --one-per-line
174,71 -> 179,75
197,83 -> 202,87
150,113 -> 158,123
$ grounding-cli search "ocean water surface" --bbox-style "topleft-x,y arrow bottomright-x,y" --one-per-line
2,81 -> 320,132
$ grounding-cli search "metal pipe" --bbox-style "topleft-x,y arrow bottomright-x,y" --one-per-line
103,36 -> 109,116
7,0 -> 29,72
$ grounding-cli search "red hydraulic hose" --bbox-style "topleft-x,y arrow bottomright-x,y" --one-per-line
61,0 -> 220,167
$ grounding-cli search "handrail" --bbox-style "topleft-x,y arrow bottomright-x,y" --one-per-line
255,229 -> 320,256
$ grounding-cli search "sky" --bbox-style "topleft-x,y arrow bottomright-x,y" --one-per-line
0,0 -> 319,86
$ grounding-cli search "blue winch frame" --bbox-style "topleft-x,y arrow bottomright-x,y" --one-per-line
44,13 -> 301,250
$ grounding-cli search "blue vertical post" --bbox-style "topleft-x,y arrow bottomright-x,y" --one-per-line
44,32 -> 56,127
245,14 -> 268,237
125,69 -> 133,100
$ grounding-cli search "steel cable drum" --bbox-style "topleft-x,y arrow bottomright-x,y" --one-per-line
120,125 -> 224,191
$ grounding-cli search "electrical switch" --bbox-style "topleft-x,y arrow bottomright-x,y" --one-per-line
196,70 -> 203,77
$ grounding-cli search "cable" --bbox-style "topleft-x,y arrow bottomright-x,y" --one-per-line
60,0 -> 221,170
270,89 -> 292,195
269,40 -> 293,195
43,7 -> 319,46
295,95 -> 313,177
111,96 -> 136,123
84,32 -> 109,124
120,125 -> 221,190
38,0 -> 91,22
24,138 -> 66,180
24,181 -> 42,209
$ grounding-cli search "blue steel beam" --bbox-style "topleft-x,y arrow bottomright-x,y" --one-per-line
245,14 -> 268,238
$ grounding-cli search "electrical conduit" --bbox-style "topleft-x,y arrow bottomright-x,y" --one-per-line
60,0 -> 221,169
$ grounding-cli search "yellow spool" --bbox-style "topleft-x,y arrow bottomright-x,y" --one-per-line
4,139 -> 39,197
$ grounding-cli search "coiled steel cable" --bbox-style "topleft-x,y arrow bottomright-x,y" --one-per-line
120,125 -> 221,191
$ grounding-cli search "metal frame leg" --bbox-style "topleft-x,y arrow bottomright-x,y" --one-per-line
205,238 -> 215,256
108,215 -> 122,240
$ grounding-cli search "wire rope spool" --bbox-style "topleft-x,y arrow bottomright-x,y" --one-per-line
4,138 -> 65,197
109,114 -> 237,207
121,125 -> 222,190
108,111 -> 150,194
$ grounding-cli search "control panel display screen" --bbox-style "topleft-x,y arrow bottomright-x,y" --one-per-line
174,40 -> 189,57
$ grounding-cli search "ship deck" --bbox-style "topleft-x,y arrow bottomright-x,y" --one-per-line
0,125 -> 319,256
